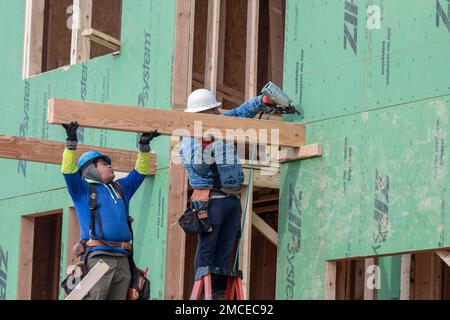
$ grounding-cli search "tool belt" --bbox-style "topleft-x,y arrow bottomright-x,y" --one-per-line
86,239 -> 133,251
178,189 -> 213,235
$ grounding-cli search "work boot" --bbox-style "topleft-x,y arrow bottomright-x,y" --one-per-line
212,290 -> 226,300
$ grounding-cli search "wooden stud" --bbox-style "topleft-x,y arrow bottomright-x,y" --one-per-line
65,260 -> 110,300
82,28 -> 121,51
400,254 -> 411,300
67,208 -> 81,269
354,259 -> 365,300
243,168 -> 279,189
70,0 -> 93,64
0,135 -> 156,176
216,0 -> 227,100
324,261 -> 337,300
251,212 -> 278,246
48,99 -> 305,147
436,251 -> 450,268
364,258 -> 376,300
22,0 -> 46,78
17,216 -> 35,300
245,0 -> 259,100
268,0 -> 285,86
278,144 -> 323,163
414,252 -> 433,300
239,184 -> 253,300
204,0 -> 221,94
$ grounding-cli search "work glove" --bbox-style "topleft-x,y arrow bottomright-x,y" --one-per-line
139,130 -> 161,152
62,121 -> 79,150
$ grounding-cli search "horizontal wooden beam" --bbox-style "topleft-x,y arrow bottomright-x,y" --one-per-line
82,28 -> 120,51
243,168 -> 279,189
48,99 -> 305,147
252,212 -> 278,246
278,144 -> 322,163
0,135 -> 156,175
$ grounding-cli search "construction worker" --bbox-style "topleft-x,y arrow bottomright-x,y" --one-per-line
61,121 -> 160,300
179,89 -> 276,299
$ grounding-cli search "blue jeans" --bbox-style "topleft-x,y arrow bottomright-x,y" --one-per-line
194,197 -> 242,290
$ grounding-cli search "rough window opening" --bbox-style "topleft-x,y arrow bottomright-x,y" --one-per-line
326,251 -> 450,300
23,0 -> 122,78
18,210 -> 63,300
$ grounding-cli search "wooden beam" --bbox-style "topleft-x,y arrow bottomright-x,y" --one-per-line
245,0 -> 259,100
67,208 -> 81,269
82,28 -> 121,52
278,144 -> 323,163
17,216 -> 35,300
65,259 -> 110,300
192,74 -> 245,106
324,261 -> 337,300
239,184 -> 253,300
252,212 -> 277,246
22,0 -> 46,78
204,0 -> 221,94
436,250 -> 450,268
0,135 -> 156,175
48,99 -> 305,147
400,254 -> 411,300
364,258 -> 376,300
172,0 -> 195,110
268,0 -> 284,86
354,259 -> 365,300
70,0 -> 93,64
243,168 -> 280,189
216,0 -> 227,98
165,141 -> 189,300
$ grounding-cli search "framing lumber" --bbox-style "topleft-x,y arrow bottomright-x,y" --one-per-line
82,28 -> 121,52
245,0 -> 259,100
192,72 -> 245,106
70,0 -> 93,64
364,258 -> 376,300
268,0 -> 284,86
239,184 -> 253,300
216,0 -> 227,99
22,0 -> 46,78
436,250 -> 450,268
278,144 -> 323,163
17,216 -> 35,300
252,212 -> 278,246
67,208 -> 81,268
204,0 -> 221,94
65,259 -> 110,300
324,261 -> 337,300
243,168 -> 280,189
0,135 -> 156,175
400,254 -> 411,300
48,99 -> 305,147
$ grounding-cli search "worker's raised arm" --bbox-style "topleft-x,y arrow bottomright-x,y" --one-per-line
61,122 -> 88,200
222,96 -> 268,118
116,131 -> 160,201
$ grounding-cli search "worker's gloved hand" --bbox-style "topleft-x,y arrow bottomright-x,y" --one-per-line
139,130 -> 161,152
62,122 -> 79,150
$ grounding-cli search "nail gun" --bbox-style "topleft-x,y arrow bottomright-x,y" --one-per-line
261,81 -> 301,117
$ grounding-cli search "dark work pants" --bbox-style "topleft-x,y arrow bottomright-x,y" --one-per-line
194,197 -> 242,291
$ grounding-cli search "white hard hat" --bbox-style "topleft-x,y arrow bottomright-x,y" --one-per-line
185,89 -> 222,113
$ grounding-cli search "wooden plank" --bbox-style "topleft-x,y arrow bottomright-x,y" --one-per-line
433,253 -> 443,300
278,144 -> 323,163
245,0 -> 259,100
165,142 -> 189,299
364,258 -> 376,300
17,217 -> 35,300
82,28 -> 121,52
65,259 -> 110,300
436,251 -> 450,268
354,259 -> 365,300
251,212 -> 278,246
253,205 -> 279,214
22,0 -> 46,78
268,0 -> 284,86
48,99 -> 305,147
239,184 -> 253,300
324,261 -> 337,300
70,0 -> 93,64
204,0 -> 221,94
172,0 -> 195,110
67,208 -> 81,269
243,168 -> 280,189
0,135 -> 156,175
216,0 -> 227,99
400,254 -> 411,300
414,252 -> 433,299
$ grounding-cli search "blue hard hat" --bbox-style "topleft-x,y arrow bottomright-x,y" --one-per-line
77,151 -> 112,171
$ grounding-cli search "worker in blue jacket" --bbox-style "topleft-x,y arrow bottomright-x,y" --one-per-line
180,89 -> 276,299
61,121 -> 160,300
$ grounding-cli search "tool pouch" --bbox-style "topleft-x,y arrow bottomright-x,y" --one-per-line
178,189 -> 213,235
72,240 -> 87,257
127,257 -> 150,300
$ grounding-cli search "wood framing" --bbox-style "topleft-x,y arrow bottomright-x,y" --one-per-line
70,0 -> 93,64
400,254 -> 411,300
324,261 -> 337,300
0,135 -> 156,175
48,99 -> 305,147
239,184 -> 253,300
268,0 -> 285,86
204,0 -> 221,94
252,212 -> 278,246
67,208 -> 81,268
244,0 -> 259,100
278,144 -> 323,163
22,0 -> 46,78
82,28 -> 121,52
436,250 -> 450,268
363,257 -> 376,300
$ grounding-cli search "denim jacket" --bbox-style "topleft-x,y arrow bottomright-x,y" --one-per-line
180,96 -> 266,189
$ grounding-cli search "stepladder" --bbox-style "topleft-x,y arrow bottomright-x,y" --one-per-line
190,266 -> 244,300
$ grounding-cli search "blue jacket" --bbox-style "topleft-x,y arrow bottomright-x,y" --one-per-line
180,96 -> 266,189
62,150 -> 150,253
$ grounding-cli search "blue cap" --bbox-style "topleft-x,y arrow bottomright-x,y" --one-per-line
77,151 -> 112,171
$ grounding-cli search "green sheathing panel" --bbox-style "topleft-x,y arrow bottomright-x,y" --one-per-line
278,0 -> 450,299
377,256 -> 401,300
0,0 -> 176,299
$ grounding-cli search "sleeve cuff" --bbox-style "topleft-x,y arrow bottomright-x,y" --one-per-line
61,149 -> 78,174
135,151 -> 151,175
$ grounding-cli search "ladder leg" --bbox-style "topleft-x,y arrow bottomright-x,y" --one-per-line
204,274 -> 213,300
190,278 -> 204,300
226,276 -> 236,300
235,277 -> 245,300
